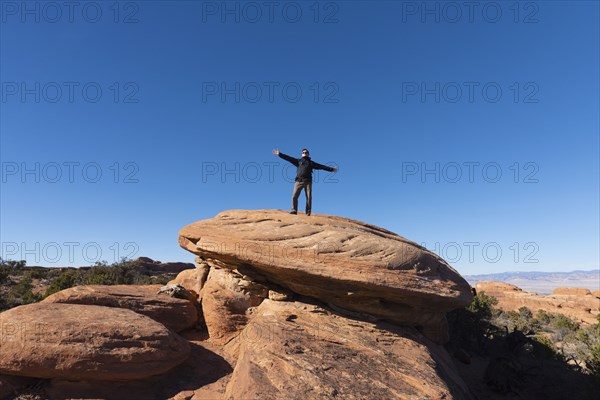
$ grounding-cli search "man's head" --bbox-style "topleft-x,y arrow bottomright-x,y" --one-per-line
301,148 -> 310,158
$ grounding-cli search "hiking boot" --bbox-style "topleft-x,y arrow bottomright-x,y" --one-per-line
289,210 -> 297,215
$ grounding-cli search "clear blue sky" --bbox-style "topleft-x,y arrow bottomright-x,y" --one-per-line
1,1 -> 598,276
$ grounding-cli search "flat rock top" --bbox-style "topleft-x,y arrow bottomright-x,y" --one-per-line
42,284 -> 199,332
179,210 -> 472,309
552,287 -> 593,297
476,281 -> 524,293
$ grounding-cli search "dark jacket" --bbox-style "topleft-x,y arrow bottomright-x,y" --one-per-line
278,152 -> 335,182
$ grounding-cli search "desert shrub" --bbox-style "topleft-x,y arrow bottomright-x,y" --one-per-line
447,291 -> 503,352
80,258 -> 148,285
0,259 -> 26,283
467,291 -> 498,321
534,334 -> 560,358
43,258 -> 153,296
0,258 -> 26,270
44,270 -> 79,297
9,273 -> 42,305
0,266 -> 9,284
549,314 -> 580,342
25,268 -> 48,280
588,343 -> 600,376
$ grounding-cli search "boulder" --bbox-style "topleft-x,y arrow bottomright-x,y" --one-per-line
168,261 -> 210,297
0,303 -> 190,381
224,300 -> 474,400
42,284 -> 198,332
179,209 -> 473,343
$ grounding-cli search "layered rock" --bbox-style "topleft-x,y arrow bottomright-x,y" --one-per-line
476,282 -> 600,325
224,299 -> 474,400
200,266 -> 268,347
179,209 -> 473,343
0,303 -> 190,381
42,284 -> 198,332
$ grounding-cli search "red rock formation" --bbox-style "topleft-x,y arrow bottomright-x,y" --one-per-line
179,209 -> 473,343
476,282 -> 600,325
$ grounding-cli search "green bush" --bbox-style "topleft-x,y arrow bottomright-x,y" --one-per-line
0,259 -> 26,283
534,334 -> 560,358
26,268 -> 48,280
44,270 -> 79,297
467,291 -> 498,321
0,258 -> 26,269
43,258 -> 154,297
9,274 -> 42,305
588,342 -> 600,376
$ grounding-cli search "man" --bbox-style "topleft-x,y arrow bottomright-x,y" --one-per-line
272,148 -> 337,216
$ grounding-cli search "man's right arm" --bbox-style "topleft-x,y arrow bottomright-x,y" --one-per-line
278,152 -> 299,166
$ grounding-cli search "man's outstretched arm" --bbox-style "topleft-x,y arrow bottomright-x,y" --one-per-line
272,149 -> 299,166
311,160 -> 338,173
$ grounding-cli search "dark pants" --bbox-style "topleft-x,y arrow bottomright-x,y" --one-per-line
292,180 -> 312,213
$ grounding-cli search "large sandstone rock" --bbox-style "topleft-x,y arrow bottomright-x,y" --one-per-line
179,210 -> 472,343
224,299 -> 474,400
476,282 -> 600,325
42,285 -> 198,332
0,303 -> 190,381
200,266 -> 268,347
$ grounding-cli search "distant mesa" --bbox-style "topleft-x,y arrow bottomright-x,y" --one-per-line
465,269 -> 600,295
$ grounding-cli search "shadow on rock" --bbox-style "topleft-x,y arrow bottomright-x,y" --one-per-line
7,342 -> 232,400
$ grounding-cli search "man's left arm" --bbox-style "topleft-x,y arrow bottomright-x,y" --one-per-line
311,161 -> 337,172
